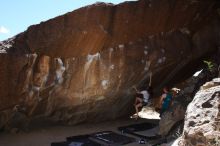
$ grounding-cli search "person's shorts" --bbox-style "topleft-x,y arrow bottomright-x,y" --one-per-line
136,93 -> 143,99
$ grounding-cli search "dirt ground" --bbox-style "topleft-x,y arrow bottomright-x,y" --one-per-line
0,117 -> 160,146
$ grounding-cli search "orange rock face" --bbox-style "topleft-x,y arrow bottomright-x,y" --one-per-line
0,0 -> 220,128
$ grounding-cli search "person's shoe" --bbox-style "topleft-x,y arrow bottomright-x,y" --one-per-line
134,114 -> 140,120
130,114 -> 138,119
139,139 -> 146,144
134,116 -> 139,120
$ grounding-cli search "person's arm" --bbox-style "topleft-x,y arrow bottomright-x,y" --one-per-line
160,93 -> 166,104
149,72 -> 152,87
132,86 -> 140,93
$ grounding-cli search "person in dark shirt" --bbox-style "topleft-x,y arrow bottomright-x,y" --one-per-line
159,87 -> 172,117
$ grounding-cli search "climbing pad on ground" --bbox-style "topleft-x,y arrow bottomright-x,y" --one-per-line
51,134 -> 102,146
118,122 -> 159,139
66,134 -> 102,146
51,141 -> 70,146
118,122 -> 156,132
91,131 -> 136,145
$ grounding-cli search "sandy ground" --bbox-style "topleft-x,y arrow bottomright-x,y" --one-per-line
0,117 -> 160,146
0,107 -> 161,146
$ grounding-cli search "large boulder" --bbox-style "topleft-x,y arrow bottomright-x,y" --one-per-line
0,0 -> 220,130
178,78 -> 220,146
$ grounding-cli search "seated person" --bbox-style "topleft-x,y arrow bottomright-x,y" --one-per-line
132,86 -> 150,119
159,87 -> 172,117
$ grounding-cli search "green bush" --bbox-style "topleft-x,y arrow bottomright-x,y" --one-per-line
203,60 -> 214,71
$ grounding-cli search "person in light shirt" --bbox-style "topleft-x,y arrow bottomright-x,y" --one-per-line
132,86 -> 150,119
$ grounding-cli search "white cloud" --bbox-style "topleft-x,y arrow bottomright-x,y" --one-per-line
0,26 -> 10,34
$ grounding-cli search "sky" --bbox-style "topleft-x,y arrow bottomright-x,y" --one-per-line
0,0 -> 136,41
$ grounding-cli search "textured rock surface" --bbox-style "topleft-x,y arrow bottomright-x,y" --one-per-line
0,0 -> 220,130
158,69 -> 210,136
159,103 -> 185,136
178,78 -> 220,146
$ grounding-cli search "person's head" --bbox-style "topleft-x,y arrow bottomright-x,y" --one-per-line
141,85 -> 150,91
147,85 -> 153,96
145,85 -> 152,90
163,87 -> 169,93
139,86 -> 145,91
